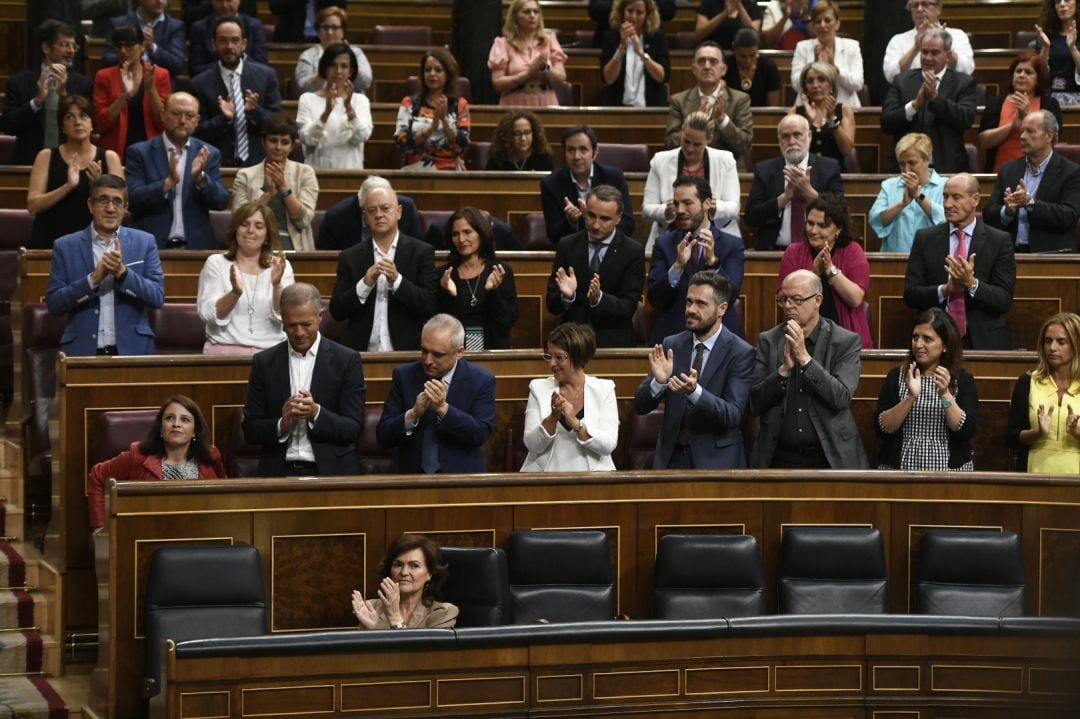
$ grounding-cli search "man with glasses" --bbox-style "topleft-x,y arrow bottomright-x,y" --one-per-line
316,176 -> 423,251
883,0 -> 974,84
749,268 -> 867,469
45,175 -> 165,356
188,0 -> 269,76
329,177 -> 437,351
102,0 -> 186,78
3,21 -> 93,165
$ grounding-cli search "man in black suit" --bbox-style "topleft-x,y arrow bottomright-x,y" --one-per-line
329,177 -> 438,352
745,114 -> 843,251
984,110 -> 1080,255
881,28 -> 977,173
316,186 -> 422,251
904,174 -> 1017,350
269,0 -> 346,42
546,184 -> 645,348
243,283 -> 366,477
191,15 -> 283,167
2,20 -> 93,165
188,0 -> 269,76
539,125 -> 635,246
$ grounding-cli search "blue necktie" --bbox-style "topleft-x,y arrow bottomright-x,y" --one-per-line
231,72 -> 249,163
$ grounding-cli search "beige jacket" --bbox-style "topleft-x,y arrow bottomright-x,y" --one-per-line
231,158 -> 319,252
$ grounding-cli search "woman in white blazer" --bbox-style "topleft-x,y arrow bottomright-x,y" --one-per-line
231,115 -> 319,252
642,111 -> 740,251
521,324 -> 619,472
790,1 -> 864,108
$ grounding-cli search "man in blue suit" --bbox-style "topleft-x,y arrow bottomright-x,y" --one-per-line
376,314 -> 496,474
648,176 -> 745,343
634,271 -> 754,469
191,15 -> 283,167
102,0 -> 186,78
45,175 -> 165,356
126,92 -> 230,248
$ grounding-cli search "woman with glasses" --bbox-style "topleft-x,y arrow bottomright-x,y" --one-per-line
296,42 -> 373,169
1035,0 -> 1080,105
92,23 -> 170,160
488,0 -> 568,107
777,193 -> 872,348
395,48 -> 470,171
521,323 -> 618,471
293,5 -> 372,96
485,109 -> 554,171
27,95 -> 123,249
790,62 -> 855,167
876,308 -> 977,471
790,1 -> 864,108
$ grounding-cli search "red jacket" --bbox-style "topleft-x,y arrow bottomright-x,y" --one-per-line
88,442 -> 225,528
93,63 -> 171,160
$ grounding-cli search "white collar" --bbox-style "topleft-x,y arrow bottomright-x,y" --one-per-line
288,332 -> 322,359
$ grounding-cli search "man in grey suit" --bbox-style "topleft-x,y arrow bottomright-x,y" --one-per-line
634,271 -> 754,469
749,269 -> 867,469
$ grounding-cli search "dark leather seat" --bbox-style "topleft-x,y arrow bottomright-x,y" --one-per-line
145,545 -> 266,697
1056,143 -> 1080,165
419,210 -> 454,244
441,546 -> 513,627
506,530 -> 615,624
356,406 -> 391,475
0,209 -> 33,407
915,530 -> 1026,617
209,210 -> 231,248
777,527 -> 888,614
371,25 -> 432,45
598,143 -> 649,172
464,141 -> 490,171
89,409 -> 159,466
149,303 -> 205,354
227,409 -> 261,478
625,405 -> 663,470
517,213 -> 554,251
318,311 -> 346,344
652,534 -> 765,619
21,303 -> 68,524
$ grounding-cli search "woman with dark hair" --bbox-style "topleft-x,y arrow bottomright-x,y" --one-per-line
876,308 -> 978,471
521,323 -> 619,471
293,5 -> 372,95
599,0 -> 671,107
92,23 -> 170,160
351,534 -> 458,629
724,28 -> 782,106
395,48 -> 471,171
978,52 -> 1063,172
231,114 -> 319,251
297,42 -> 373,168
1007,311 -> 1080,473
88,395 -> 226,529
197,202 -> 293,353
1035,0 -> 1080,105
777,193 -> 872,347
436,207 -> 518,350
27,95 -> 123,249
485,110 -> 554,171
791,62 -> 855,166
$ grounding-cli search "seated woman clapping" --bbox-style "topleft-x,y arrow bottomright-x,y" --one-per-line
351,535 -> 459,630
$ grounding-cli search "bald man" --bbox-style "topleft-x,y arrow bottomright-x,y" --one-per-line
904,173 -> 1016,350
125,91 -> 230,249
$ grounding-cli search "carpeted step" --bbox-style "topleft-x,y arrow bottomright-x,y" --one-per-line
0,591 -> 33,630
0,676 -> 67,719
0,542 -> 24,588
0,631 -> 43,673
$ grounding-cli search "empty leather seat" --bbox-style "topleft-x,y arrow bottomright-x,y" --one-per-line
518,213 -> 554,251
149,303 -> 205,354
318,311 -> 346,344
356,406 -> 391,475
506,530 -> 615,624
441,546 -> 512,627
209,210 -> 231,248
1055,143 -> 1080,165
372,25 -> 432,46
915,530 -> 1026,617
89,409 -> 159,466
652,534 -> 765,619
777,527 -> 888,614
464,141 -> 490,171
226,409 -> 261,478
597,143 -> 649,172
625,405 -> 663,470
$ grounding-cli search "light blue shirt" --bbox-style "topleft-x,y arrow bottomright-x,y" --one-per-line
649,325 -> 724,404
869,170 -> 946,253
998,152 -> 1052,247
88,228 -> 118,348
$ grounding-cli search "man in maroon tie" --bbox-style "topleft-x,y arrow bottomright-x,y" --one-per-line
903,173 -> 1017,350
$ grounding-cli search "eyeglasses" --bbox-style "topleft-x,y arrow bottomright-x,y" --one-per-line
511,129 -> 533,137
92,196 -> 126,209
775,293 -> 819,307
541,352 -> 570,362
363,205 -> 395,217
318,24 -> 343,31
908,1 -> 939,8
53,40 -> 79,52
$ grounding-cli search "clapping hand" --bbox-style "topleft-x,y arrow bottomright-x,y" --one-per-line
269,253 -> 286,286
229,263 -> 244,296
1003,181 -> 1031,214
549,390 -> 572,421
376,577 -> 402,620
554,266 -> 578,300
1036,404 -> 1054,436
85,159 -> 103,184
485,263 -> 507,291
814,41 -> 834,66
586,274 -> 602,305
904,362 -> 923,398
243,88 -> 259,113
562,196 -> 586,224
440,267 -> 457,296
668,367 -> 699,395
930,366 -> 953,397
1034,24 -> 1052,50
423,379 -> 449,416
648,344 -> 675,385
351,590 -> 378,629
190,147 -> 210,183
264,161 -> 286,193
1066,405 -> 1079,439
375,257 -> 399,283
141,24 -> 154,54
216,94 -> 236,122
943,252 -> 976,291
812,243 -> 833,277
1007,92 -> 1030,124
782,164 -> 814,199
900,170 -> 921,202
784,319 -> 811,366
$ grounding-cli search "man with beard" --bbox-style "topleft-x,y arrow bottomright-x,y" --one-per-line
749,269 -> 867,469
634,271 -> 754,469
647,176 -> 745,343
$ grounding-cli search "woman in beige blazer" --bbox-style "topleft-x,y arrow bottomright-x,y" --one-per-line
231,115 -> 319,252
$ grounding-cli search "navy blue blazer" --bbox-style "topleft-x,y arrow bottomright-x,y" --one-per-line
191,61 -> 283,167
744,154 -> 844,250
633,327 -> 755,469
242,336 -> 367,477
102,12 -> 187,77
647,220 -> 745,342
2,68 -> 94,165
45,226 -> 165,356
188,13 -> 269,76
125,135 -> 230,248
376,359 -> 496,474
539,162 -> 635,245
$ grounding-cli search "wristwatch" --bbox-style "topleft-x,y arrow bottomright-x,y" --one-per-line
827,266 -> 841,279
278,189 -> 293,199
941,398 -> 953,409
916,193 -> 926,203
576,421 -> 587,435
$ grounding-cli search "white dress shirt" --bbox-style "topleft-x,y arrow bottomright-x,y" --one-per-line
88,227 -> 119,348
779,153 -> 811,247
355,233 -> 403,351
162,134 -> 187,242
883,26 -> 975,84
280,332 -> 322,463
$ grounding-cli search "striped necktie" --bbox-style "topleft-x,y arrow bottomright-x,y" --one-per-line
231,71 -> 249,163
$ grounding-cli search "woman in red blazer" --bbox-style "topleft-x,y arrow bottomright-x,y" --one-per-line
88,395 -> 226,529
93,23 -> 170,161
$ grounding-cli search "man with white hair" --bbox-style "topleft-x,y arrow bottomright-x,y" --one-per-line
315,175 -> 422,251
744,113 -> 843,250
883,0 -> 974,84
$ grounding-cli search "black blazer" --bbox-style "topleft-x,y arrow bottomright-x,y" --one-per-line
598,29 -> 671,107
881,68 -> 978,173
978,93 -> 1063,170
983,152 -> 1080,254
744,154 -> 844,250
545,229 -> 645,347
191,61 -> 283,167
315,194 -> 422,251
539,162 -> 635,246
269,0 -> 344,42
242,336 -> 366,477
875,366 -> 978,470
1,69 -> 94,165
903,219 -> 1017,350
329,233 -> 438,351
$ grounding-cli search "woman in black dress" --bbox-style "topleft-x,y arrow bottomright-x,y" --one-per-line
26,95 -> 123,249
437,206 -> 518,350
485,109 -> 554,171
791,61 -> 854,167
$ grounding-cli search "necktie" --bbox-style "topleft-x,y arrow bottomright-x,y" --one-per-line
589,242 -> 603,274
231,72 -> 249,163
43,80 -> 59,149
789,190 -> 806,245
1017,164 -> 1039,248
420,415 -> 440,473
948,229 -> 968,339
675,342 -> 707,445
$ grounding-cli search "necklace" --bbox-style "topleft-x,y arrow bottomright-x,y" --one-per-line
242,271 -> 258,333
463,274 -> 481,307
510,157 -> 528,170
